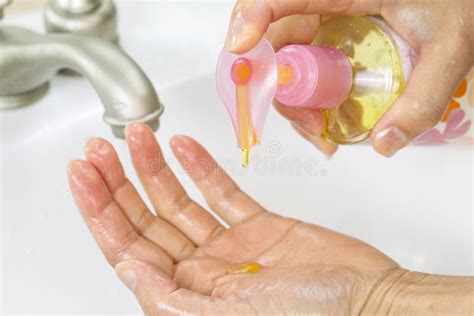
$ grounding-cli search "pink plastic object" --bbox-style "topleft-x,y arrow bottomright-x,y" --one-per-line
216,39 -> 354,148
231,58 -> 253,85
413,109 -> 472,145
275,45 -> 353,109
216,39 -> 277,146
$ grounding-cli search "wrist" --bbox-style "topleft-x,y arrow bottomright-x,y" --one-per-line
361,269 -> 474,315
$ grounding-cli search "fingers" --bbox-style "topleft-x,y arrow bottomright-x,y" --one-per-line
170,135 -> 266,226
371,39 -> 473,157
125,123 -> 225,245
291,123 -> 339,158
116,259 -> 253,315
67,160 -> 174,274
225,0 -> 382,53
84,138 -> 196,261
274,101 -> 338,157
266,14 -> 320,51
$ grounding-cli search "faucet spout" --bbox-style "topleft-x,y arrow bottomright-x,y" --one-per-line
0,26 -> 164,138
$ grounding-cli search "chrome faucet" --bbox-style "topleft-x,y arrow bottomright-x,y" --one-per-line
45,0 -> 119,43
0,0 -> 164,138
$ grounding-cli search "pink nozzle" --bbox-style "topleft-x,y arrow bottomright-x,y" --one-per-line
231,58 -> 252,85
216,39 -> 277,146
216,39 -> 353,150
275,45 -> 353,109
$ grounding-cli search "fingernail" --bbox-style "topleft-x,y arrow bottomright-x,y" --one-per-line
374,127 -> 409,157
226,11 -> 245,51
291,122 -> 337,157
67,159 -> 78,174
67,159 -> 87,174
116,266 -> 137,291
170,135 -> 190,147
225,7 -> 259,52
295,121 -> 320,136
226,4 -> 242,50
67,160 -> 96,192
172,140 -> 199,165
314,140 -> 337,159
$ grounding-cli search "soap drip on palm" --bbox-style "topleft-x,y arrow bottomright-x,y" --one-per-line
225,262 -> 263,274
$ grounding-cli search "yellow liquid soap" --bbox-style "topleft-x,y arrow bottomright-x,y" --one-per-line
231,58 -> 258,167
278,64 -> 293,85
231,262 -> 263,274
313,16 -> 406,144
241,149 -> 250,167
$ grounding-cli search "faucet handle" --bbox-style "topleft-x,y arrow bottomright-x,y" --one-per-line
0,0 -> 12,19
45,0 -> 119,43
50,0 -> 101,15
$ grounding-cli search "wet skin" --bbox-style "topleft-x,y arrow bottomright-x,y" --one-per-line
68,123 -> 402,315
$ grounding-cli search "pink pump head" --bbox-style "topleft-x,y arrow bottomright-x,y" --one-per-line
216,38 -> 353,148
216,39 -> 277,146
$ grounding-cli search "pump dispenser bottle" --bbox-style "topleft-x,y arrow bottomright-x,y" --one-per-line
217,16 -> 418,166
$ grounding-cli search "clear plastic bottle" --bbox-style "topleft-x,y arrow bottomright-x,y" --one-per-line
276,16 -> 418,144
314,16 -> 417,144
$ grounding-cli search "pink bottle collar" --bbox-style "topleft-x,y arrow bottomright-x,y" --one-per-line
275,45 -> 353,109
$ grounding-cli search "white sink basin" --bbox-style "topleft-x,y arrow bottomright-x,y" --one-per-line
1,1 -> 473,314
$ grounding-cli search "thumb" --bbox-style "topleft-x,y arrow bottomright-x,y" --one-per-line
371,39 -> 472,157
116,259 -> 249,315
116,260 -> 178,314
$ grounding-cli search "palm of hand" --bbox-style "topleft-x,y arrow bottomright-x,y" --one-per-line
181,213 -> 397,314
68,123 -> 398,315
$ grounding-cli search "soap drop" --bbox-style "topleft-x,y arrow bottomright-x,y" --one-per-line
231,262 -> 263,274
242,149 -> 250,167
232,58 -> 256,167
231,58 -> 252,85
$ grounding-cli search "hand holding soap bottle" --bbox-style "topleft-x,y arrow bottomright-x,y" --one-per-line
218,0 -> 473,163
217,16 -> 417,165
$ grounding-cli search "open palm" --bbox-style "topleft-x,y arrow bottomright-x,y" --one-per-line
68,123 -> 400,315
